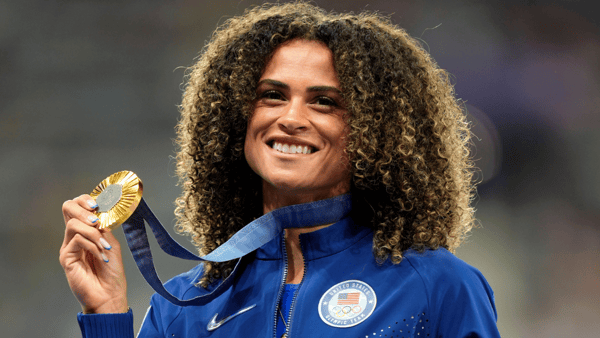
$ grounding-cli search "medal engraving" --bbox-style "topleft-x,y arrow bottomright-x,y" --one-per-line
90,171 -> 143,229
96,184 -> 123,212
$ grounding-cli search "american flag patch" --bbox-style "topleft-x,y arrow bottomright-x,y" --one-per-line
337,292 -> 360,305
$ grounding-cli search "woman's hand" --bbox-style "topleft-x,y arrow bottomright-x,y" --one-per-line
59,194 -> 128,314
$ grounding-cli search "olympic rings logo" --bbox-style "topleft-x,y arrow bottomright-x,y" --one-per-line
332,305 -> 362,318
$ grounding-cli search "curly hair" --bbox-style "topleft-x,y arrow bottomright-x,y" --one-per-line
174,2 -> 476,287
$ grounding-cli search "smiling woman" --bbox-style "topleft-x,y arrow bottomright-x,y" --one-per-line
60,2 -> 500,338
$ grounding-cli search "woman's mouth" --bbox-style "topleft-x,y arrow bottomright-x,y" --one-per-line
270,141 -> 314,154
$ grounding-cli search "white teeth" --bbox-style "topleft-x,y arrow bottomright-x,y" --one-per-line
271,142 -> 313,154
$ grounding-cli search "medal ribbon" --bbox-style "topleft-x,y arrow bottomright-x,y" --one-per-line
121,194 -> 352,306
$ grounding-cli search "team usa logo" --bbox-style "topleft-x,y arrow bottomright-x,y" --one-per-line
318,280 -> 377,328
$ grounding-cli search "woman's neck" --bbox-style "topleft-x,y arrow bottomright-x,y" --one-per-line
284,224 -> 330,283
261,181 -> 350,214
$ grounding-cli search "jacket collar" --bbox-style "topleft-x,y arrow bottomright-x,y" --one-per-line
255,215 -> 372,261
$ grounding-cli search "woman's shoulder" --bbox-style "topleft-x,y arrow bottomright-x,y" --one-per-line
401,248 -> 494,298
402,248 -> 497,317
403,248 -> 485,280
149,263 -> 212,307
164,263 -> 207,293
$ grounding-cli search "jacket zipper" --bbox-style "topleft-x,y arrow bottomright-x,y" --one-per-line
283,235 -> 306,338
273,233 -> 306,338
273,236 -> 288,338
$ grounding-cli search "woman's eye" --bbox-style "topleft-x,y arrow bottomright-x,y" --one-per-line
261,91 -> 284,101
315,96 -> 338,107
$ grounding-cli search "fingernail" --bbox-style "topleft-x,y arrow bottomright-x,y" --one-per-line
101,253 -> 109,263
99,237 -> 112,250
87,200 -> 98,209
88,215 -> 99,224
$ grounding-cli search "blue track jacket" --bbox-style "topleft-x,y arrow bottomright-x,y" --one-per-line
78,216 -> 500,337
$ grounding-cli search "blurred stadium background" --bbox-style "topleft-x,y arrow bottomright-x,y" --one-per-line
1,0 -> 598,336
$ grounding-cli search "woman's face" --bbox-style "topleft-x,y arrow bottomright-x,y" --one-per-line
244,39 -> 351,210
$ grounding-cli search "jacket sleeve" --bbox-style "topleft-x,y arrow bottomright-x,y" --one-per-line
76,305 -> 166,338
77,309 -> 134,338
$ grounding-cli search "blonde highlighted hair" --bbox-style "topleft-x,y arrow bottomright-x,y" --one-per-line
175,2 -> 476,286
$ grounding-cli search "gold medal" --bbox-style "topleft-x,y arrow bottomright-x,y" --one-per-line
90,171 -> 143,230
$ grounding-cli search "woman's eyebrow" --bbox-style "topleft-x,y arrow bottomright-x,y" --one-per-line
257,79 -> 288,89
257,79 -> 341,95
306,86 -> 342,95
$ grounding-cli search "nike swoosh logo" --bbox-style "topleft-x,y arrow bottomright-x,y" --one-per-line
206,304 -> 257,331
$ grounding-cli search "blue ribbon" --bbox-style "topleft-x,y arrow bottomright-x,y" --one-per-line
121,194 -> 352,306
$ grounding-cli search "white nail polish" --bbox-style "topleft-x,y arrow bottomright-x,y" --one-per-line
101,253 -> 109,262
99,238 -> 112,250
87,200 -> 98,209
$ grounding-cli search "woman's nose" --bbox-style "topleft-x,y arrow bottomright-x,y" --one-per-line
278,99 -> 308,132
